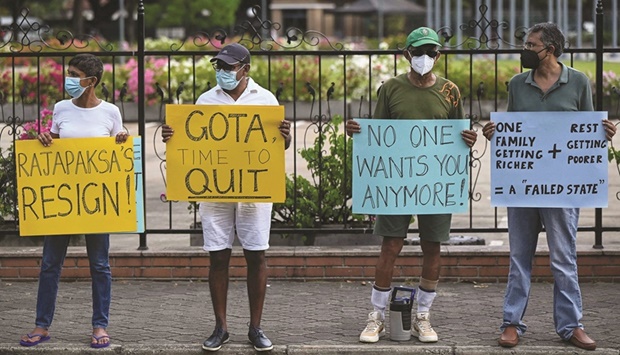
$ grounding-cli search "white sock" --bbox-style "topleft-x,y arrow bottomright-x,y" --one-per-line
417,287 -> 436,314
371,286 -> 391,319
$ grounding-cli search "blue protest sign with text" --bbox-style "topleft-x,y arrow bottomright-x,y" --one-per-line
352,119 -> 470,215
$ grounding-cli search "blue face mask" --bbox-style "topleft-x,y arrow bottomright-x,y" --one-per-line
215,65 -> 245,91
65,76 -> 92,98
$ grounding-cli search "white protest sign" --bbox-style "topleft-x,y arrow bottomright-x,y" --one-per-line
490,111 -> 608,207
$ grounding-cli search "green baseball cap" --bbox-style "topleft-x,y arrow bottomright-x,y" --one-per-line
406,27 -> 441,48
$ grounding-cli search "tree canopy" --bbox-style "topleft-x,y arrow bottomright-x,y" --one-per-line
0,0 -> 242,43
145,0 -> 242,36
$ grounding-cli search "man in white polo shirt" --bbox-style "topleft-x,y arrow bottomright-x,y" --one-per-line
161,43 -> 291,352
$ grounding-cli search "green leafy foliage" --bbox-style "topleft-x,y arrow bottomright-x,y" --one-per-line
0,109 -> 53,222
0,147 -> 17,221
608,145 -> 620,165
272,115 -> 368,228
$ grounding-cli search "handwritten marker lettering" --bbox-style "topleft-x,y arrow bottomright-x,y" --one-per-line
490,112 -> 608,208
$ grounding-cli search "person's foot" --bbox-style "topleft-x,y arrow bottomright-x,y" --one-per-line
248,325 -> 273,351
91,328 -> 110,348
568,328 -> 596,350
20,327 -> 50,347
498,325 -> 519,347
202,327 -> 229,352
359,310 -> 385,343
412,312 -> 438,343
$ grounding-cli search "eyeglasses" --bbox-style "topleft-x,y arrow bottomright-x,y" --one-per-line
523,41 -> 544,50
212,62 -> 244,73
408,49 -> 438,58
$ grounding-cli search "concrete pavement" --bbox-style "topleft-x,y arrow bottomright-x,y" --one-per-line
0,280 -> 618,354
2,118 -> 620,355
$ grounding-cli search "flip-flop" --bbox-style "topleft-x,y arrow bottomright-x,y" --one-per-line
20,333 -> 51,347
91,334 -> 111,349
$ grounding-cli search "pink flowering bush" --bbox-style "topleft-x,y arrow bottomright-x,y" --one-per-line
19,108 -> 53,140
17,59 -> 64,107
100,57 -> 172,105
602,70 -> 620,97
0,107 -> 52,221
0,38 -> 618,107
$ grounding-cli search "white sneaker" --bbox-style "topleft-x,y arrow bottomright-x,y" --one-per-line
412,312 -> 438,342
359,311 -> 385,343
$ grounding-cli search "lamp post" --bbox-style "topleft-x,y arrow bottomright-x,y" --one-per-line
119,0 -> 125,63
247,2 -> 268,39
261,0 -> 268,39
119,0 -> 124,45
378,0 -> 383,46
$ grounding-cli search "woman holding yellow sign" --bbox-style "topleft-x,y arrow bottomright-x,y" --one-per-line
20,54 -> 129,349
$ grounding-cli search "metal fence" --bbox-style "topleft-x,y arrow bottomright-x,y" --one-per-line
1,1 -> 619,249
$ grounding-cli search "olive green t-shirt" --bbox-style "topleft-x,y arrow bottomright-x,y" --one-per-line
370,73 -> 465,241
373,73 -> 465,120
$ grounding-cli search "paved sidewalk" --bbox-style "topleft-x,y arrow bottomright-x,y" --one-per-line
0,280 -> 618,354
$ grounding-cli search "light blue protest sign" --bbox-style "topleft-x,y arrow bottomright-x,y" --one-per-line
490,112 -> 608,207
133,137 -> 145,232
352,119 -> 470,215
113,137 -> 144,233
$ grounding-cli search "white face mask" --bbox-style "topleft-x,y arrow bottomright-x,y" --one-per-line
410,55 -> 435,76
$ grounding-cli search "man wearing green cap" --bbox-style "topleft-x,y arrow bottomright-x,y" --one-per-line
346,26 -> 477,344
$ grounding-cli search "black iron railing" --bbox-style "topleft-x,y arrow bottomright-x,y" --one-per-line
0,2 -> 619,249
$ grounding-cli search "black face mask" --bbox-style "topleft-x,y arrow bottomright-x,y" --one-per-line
520,47 -> 548,69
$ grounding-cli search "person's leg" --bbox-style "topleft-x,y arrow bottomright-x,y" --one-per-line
375,236 -> 405,288
234,202 -> 272,327
199,202 -> 236,351
201,249 -> 232,351
540,208 -> 590,343
244,249 -> 273,351
235,202 -> 273,351
209,249 -> 232,330
373,214 -> 410,290
417,240 -> 440,312
358,236 -> 404,343
359,214 -> 409,343
501,208 -> 541,336
21,236 -> 70,346
85,234 -> 111,347
244,249 -> 267,328
372,235 -> 405,314
413,214 -> 450,343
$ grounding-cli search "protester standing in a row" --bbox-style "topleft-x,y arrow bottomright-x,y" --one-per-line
162,43 -> 291,352
346,26 -> 477,344
483,22 -> 616,351
20,53 -> 129,349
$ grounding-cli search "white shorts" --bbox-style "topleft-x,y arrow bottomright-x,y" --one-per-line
199,202 -> 272,251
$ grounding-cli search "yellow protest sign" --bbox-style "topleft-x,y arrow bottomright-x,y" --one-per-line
165,104 -> 285,202
15,138 -> 136,236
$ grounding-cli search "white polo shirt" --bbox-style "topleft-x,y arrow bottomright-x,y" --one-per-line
196,77 -> 278,105
195,77 -> 280,252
